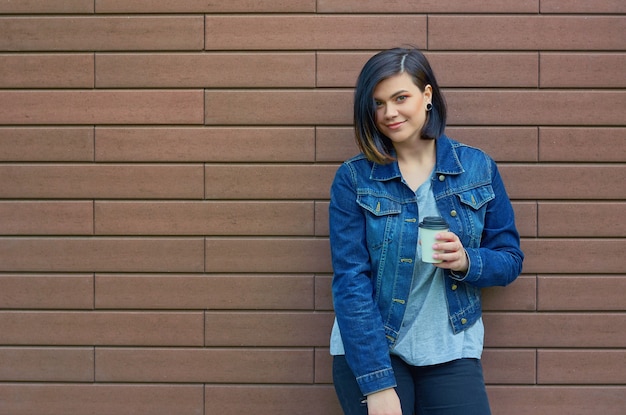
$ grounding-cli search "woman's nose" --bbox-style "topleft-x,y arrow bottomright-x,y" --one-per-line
385,104 -> 398,118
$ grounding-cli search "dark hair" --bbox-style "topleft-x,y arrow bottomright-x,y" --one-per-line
353,47 -> 447,164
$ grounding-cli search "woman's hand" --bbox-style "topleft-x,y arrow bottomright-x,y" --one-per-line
366,388 -> 402,415
432,231 -> 469,274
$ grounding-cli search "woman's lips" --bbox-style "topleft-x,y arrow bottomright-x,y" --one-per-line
386,121 -> 405,130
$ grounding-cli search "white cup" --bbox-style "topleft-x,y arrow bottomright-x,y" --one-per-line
419,216 -> 449,263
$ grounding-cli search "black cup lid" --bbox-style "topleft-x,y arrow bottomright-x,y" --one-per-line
419,216 -> 448,229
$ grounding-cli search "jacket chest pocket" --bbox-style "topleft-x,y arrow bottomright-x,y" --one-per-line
357,193 -> 402,251
453,185 -> 494,247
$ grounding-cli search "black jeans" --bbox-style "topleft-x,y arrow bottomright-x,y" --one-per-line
333,355 -> 492,415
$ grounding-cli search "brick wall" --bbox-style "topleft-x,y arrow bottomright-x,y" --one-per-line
0,1 -> 624,414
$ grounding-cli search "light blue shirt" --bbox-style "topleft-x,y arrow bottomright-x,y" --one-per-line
331,174 -> 483,366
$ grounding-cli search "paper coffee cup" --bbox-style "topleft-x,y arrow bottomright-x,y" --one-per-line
419,216 -> 449,263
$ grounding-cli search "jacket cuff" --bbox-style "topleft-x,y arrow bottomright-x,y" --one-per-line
356,367 -> 397,396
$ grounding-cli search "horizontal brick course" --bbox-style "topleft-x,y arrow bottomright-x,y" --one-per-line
0,347 -> 93,382
0,238 -> 205,272
540,53 -> 626,88
0,90 -> 204,125
95,274 -> 315,310
0,384 -> 204,415
205,385 -> 342,415
96,53 -> 316,88
96,0 -> 316,13
521,238 -> 625,274
0,127 -> 94,161
205,15 -> 427,50
539,127 -> 626,162
205,238 -> 331,273
488,386 -> 626,415
538,202 -> 626,237
95,201 -> 314,236
317,0 -> 538,13
484,312 -> 625,348
0,0 -> 94,13
429,16 -> 625,50
0,53 -> 94,88
538,349 -> 626,384
205,312 -> 334,347
0,274 -> 93,309
540,0 -> 626,13
0,16 -> 204,51
95,127 -> 315,162
0,311 -> 204,346
0,164 -> 204,199
538,275 -> 626,311
0,201 -> 93,235
96,347 -> 313,383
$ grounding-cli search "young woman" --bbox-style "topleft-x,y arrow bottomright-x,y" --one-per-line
329,47 -> 524,415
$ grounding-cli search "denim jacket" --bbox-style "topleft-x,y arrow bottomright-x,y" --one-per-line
329,136 -> 524,396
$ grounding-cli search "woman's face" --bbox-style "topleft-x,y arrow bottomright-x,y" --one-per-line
373,72 -> 432,147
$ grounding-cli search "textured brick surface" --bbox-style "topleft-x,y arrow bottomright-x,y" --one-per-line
1,3 -> 624,415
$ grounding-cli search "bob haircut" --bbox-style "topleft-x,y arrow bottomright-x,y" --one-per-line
353,47 -> 447,164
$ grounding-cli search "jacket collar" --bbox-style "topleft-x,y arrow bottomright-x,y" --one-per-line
369,136 -> 464,181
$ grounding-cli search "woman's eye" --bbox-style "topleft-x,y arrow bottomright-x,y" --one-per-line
396,95 -> 408,103
374,100 -> 384,107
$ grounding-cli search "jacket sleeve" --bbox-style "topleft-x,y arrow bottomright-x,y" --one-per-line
329,162 -> 397,395
451,158 -> 524,288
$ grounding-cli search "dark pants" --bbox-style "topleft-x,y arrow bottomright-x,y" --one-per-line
333,355 -> 492,415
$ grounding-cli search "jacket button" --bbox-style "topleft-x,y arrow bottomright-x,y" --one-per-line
450,210 -> 457,217
451,284 -> 458,290
461,318 -> 467,325
438,175 -> 445,181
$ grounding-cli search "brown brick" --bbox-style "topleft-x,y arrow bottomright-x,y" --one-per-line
0,127 -> 93,162
0,164 -> 204,199
205,15 -> 427,50
0,201 -> 93,235
315,348 -> 333,384
205,164 -> 337,200
0,53 -> 94,88
501,165 -> 625,200
539,127 -> 626,162
315,274 -> 333,311
96,0 -> 315,13
95,127 -> 315,162
316,51 -> 539,88
318,0 -> 537,13
447,127 -> 539,162
538,202 -> 626,237
0,274 -> 93,309
538,350 -> 626,384
446,90 -> 625,126
541,53 -> 626,88
205,238 -> 332,273
315,201 -> 332,237
511,202 -> 537,238
205,312 -> 334,347
429,16 -> 625,50
0,16 -> 204,51
0,384 -> 203,415
0,0 -> 93,13
488,386 -> 626,415
96,348 -> 313,383
484,312 -> 625,348
96,53 -> 315,88
315,127 -> 358,162
205,385 -> 342,415
482,349 -> 536,384
95,201 -> 314,236
538,275 -> 626,311
0,238 -> 204,273
0,347 -> 93,382
482,275 -> 536,311
205,90 -> 352,125
95,274 -> 315,310
0,90 -> 204,125
521,238 -> 624,274
0,311 -> 204,346
540,0 -> 626,13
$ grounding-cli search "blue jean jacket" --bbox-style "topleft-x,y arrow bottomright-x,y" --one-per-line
329,136 -> 524,396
